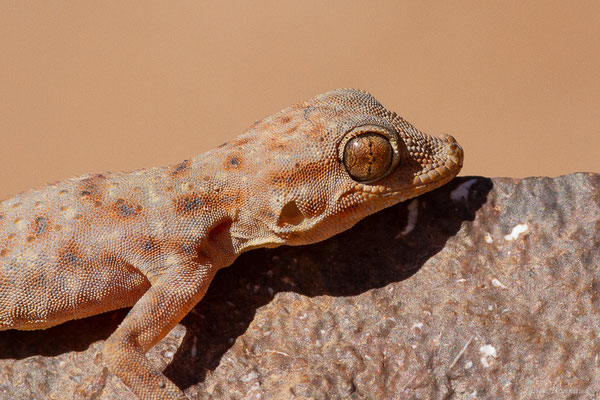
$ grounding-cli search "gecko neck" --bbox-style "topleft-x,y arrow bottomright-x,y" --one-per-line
163,151 -> 283,263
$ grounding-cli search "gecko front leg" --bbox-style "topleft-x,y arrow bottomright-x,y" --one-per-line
102,255 -> 217,400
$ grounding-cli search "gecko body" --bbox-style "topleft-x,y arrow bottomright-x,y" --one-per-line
0,89 -> 463,399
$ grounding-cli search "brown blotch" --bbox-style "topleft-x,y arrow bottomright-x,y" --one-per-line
268,142 -> 286,151
26,236 -> 35,242
269,173 -> 285,187
208,218 -> 232,242
113,199 -> 141,218
174,194 -> 204,214
139,237 -> 160,253
58,243 -> 84,269
234,137 -> 250,147
171,160 -> 191,176
279,115 -> 291,124
33,216 -> 49,236
228,156 -> 240,168
78,174 -> 107,201
283,124 -> 298,136
0,249 -> 6,257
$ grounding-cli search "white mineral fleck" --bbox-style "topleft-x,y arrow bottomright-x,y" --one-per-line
504,223 -> 529,241
491,278 -> 508,289
241,371 -> 259,383
450,178 -> 477,202
484,232 -> 493,243
479,344 -> 497,367
396,199 -> 419,237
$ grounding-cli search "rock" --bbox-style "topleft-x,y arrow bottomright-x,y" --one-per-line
1,173 -> 599,399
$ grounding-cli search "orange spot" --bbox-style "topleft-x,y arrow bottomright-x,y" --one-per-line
174,194 -> 204,214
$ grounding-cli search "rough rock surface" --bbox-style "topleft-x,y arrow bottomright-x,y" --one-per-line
1,173 -> 599,400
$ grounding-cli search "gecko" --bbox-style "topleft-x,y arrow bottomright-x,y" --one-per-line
0,89 -> 463,399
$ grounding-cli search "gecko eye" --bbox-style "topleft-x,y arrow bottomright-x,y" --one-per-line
343,132 -> 394,182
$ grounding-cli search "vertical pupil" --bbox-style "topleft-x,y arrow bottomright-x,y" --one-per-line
343,132 -> 393,182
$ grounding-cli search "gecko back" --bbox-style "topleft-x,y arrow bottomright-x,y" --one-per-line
0,171 -> 166,330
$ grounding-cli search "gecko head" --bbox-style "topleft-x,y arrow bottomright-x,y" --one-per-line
236,88 -> 463,248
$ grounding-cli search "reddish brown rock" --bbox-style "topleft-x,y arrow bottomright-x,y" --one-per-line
1,173 -> 599,399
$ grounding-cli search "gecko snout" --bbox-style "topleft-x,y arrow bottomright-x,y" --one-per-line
441,134 -> 464,170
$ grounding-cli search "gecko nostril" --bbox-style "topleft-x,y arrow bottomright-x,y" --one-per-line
447,143 -> 459,155
441,134 -> 457,144
445,142 -> 464,169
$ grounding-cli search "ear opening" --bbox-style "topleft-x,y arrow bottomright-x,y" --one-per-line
277,200 -> 305,227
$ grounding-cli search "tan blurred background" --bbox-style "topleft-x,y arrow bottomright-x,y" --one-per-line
1,1 -> 599,199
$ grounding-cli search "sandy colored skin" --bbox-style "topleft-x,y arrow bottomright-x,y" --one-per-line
0,89 -> 463,399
